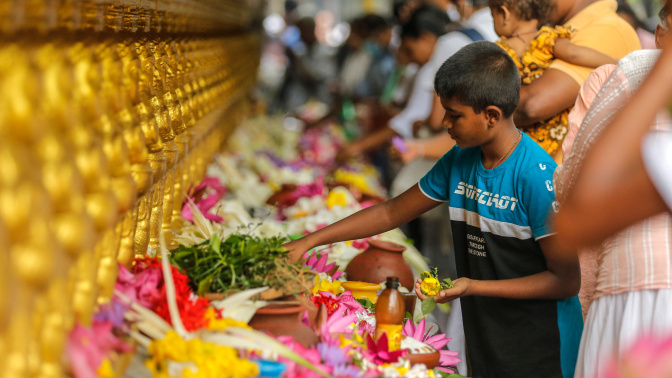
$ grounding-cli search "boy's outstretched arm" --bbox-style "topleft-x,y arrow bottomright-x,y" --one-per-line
415,234 -> 580,302
285,184 -> 442,262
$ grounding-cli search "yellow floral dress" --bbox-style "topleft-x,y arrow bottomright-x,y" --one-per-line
497,25 -> 575,158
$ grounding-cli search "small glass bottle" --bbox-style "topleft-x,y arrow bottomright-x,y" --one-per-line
374,277 -> 405,351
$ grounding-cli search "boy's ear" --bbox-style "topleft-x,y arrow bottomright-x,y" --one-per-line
484,105 -> 503,128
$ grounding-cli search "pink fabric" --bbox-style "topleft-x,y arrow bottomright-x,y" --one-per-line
561,64 -> 616,316
563,64 -> 617,157
555,51 -> 672,317
638,28 -> 657,50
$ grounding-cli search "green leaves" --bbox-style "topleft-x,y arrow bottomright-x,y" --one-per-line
355,298 -> 375,312
169,233 -> 290,294
421,297 -> 437,315
442,277 -> 454,290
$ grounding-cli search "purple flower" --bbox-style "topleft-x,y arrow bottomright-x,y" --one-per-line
317,341 -> 351,366
333,363 -> 362,378
93,299 -> 128,329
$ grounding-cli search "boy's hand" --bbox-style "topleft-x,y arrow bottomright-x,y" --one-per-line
283,238 -> 311,263
415,277 -> 471,303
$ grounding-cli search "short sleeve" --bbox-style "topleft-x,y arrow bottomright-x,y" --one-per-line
389,65 -> 435,139
642,130 -> 672,211
549,22 -> 640,84
420,33 -> 471,91
418,148 -> 457,202
520,163 -> 559,239
563,64 -> 617,157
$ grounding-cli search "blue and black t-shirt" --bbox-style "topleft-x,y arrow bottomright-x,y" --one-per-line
419,133 -> 583,378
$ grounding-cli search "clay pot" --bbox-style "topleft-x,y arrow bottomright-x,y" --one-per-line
265,183 -> 298,206
405,342 -> 441,369
249,303 -> 319,348
344,240 -> 414,290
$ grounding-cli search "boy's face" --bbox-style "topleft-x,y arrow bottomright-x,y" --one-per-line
440,96 -> 492,148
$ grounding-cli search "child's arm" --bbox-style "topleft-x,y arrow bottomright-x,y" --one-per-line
415,234 -> 580,302
553,38 -> 618,68
284,184 -> 442,261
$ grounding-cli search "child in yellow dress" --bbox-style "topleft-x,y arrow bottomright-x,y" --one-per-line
489,0 -> 617,161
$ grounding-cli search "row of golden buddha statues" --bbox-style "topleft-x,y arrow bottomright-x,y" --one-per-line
0,0 -> 263,34
0,30 -> 260,377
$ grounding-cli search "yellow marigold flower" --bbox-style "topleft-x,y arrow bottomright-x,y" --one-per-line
97,358 -> 115,378
420,277 -> 440,296
146,331 -> 259,378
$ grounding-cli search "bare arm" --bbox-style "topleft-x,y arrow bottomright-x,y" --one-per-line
285,184 -> 441,261
415,235 -> 580,301
554,43 -> 672,251
400,132 -> 455,163
515,69 -> 581,127
427,92 -> 445,131
336,126 -> 397,163
553,39 -> 617,68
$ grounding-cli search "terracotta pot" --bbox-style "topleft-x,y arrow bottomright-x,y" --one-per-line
265,183 -> 298,206
249,303 -> 319,348
345,240 -> 414,290
405,340 -> 441,369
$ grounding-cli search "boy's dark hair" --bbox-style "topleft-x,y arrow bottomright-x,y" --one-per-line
400,4 -> 452,39
488,0 -> 555,23
660,0 -> 671,28
434,41 -> 520,117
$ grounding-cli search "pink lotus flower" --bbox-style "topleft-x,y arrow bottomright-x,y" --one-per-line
320,307 -> 359,343
302,250 -> 343,280
403,318 -> 461,373
67,321 -> 132,378
337,291 -> 366,314
276,335 -> 332,378
364,333 -> 406,364
181,176 -> 226,223
601,334 -> 672,378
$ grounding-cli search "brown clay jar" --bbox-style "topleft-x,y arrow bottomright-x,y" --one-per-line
345,240 -> 414,290
248,303 -> 319,348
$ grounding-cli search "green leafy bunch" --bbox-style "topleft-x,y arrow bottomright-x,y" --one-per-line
169,233 -> 291,295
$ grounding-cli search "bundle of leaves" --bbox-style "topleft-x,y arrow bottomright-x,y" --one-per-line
170,233 -> 315,296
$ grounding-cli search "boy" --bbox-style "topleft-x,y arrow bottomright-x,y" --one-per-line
285,42 -> 582,378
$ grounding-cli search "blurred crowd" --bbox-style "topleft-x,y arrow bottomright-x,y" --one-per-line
260,0 -> 672,376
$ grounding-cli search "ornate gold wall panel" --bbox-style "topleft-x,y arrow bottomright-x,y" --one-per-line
0,1 -> 261,376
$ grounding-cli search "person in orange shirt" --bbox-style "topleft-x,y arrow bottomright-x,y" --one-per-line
514,0 -> 641,162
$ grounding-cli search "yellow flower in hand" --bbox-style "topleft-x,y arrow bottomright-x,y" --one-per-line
420,276 -> 440,296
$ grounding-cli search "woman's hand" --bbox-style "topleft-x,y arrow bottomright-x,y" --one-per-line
415,277 -> 472,303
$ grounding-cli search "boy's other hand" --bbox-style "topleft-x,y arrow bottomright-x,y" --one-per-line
414,277 -> 471,303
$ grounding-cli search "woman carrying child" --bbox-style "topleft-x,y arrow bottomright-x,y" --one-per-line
489,0 -> 618,162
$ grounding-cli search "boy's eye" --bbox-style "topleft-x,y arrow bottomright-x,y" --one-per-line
450,115 -> 460,120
